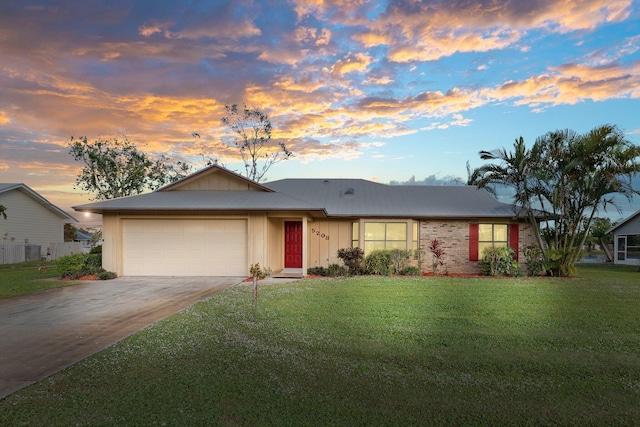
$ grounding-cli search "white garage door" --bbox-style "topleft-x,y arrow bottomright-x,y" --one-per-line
122,219 -> 247,276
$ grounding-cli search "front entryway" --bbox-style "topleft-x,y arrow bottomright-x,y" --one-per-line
284,221 -> 303,268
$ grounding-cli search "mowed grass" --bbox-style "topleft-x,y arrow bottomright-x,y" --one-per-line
0,261 -> 70,299
1,265 -> 639,426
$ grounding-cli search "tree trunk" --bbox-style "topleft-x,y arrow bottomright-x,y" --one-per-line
600,238 -> 613,263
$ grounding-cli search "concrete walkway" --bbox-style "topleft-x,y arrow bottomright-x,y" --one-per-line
0,276 -> 244,400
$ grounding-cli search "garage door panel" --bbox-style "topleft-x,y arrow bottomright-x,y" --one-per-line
122,219 -> 247,276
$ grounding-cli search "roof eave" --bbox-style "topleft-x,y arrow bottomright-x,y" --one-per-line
73,206 -> 329,217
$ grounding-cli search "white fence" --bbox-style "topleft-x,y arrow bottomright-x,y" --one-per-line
0,242 -> 85,264
0,244 -> 25,264
49,242 -> 84,260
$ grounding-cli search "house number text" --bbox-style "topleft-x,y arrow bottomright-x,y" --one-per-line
311,228 -> 330,240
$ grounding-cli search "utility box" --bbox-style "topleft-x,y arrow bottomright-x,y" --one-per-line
25,245 -> 42,261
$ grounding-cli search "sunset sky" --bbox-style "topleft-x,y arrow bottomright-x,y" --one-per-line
1,0 -> 640,227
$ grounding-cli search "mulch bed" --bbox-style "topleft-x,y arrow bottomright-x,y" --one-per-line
60,275 -> 97,281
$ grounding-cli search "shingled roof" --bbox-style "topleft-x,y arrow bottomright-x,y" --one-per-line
73,172 -> 520,219
265,178 -> 518,218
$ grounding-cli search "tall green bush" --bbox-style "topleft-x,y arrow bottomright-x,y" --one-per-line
479,247 -> 522,277
364,250 -> 393,275
56,253 -> 89,279
523,245 -> 545,276
56,252 -> 108,279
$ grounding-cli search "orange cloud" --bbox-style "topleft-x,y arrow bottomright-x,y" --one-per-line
388,28 -> 521,63
138,22 -> 173,38
363,76 -> 394,85
353,31 -> 393,48
492,61 -> 640,107
330,52 -> 373,76
0,110 -> 10,125
349,0 -> 634,62
139,17 -> 261,41
531,0 -> 632,32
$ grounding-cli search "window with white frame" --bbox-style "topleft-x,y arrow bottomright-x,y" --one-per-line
619,235 -> 640,260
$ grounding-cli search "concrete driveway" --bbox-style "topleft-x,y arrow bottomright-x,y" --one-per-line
0,276 -> 243,400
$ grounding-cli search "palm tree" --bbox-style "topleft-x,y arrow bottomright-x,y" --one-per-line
469,136 -> 546,251
471,125 -> 640,276
566,125 -> 640,267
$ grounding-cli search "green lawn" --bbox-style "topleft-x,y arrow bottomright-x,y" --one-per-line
1,264 -> 639,426
0,260 -> 73,299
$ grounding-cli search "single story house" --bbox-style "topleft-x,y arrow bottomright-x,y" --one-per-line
0,183 -> 78,261
607,210 -> 640,266
73,165 -> 538,277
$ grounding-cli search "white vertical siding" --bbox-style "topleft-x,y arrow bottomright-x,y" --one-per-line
0,189 -> 67,257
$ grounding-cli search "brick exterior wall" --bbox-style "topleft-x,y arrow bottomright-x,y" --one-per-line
419,219 -> 538,274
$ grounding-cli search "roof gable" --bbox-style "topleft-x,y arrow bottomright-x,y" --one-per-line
607,209 -> 640,235
0,183 -> 77,222
158,164 -> 273,192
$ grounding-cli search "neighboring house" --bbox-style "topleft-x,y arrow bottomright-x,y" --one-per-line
0,183 -> 78,260
74,229 -> 95,253
73,165 -> 538,277
607,210 -> 640,266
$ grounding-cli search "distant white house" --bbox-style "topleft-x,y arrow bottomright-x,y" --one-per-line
74,229 -> 96,253
0,183 -> 77,261
607,210 -> 640,266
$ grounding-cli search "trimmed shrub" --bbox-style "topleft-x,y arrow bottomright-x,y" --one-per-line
307,266 -> 327,276
364,250 -> 393,275
479,246 -> 522,277
57,252 -> 104,279
84,253 -> 102,272
400,266 -> 421,276
308,265 -> 346,277
56,253 -> 88,279
327,263 -> 347,277
96,270 -> 117,280
337,247 -> 364,275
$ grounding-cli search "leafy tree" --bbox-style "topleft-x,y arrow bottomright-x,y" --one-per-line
221,104 -> 292,182
470,124 -> 640,276
0,205 -> 6,219
64,223 -> 77,242
69,136 -> 192,200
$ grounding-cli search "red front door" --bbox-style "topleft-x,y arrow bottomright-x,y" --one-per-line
284,221 -> 303,268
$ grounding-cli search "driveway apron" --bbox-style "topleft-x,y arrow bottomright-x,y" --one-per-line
0,276 -> 242,400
